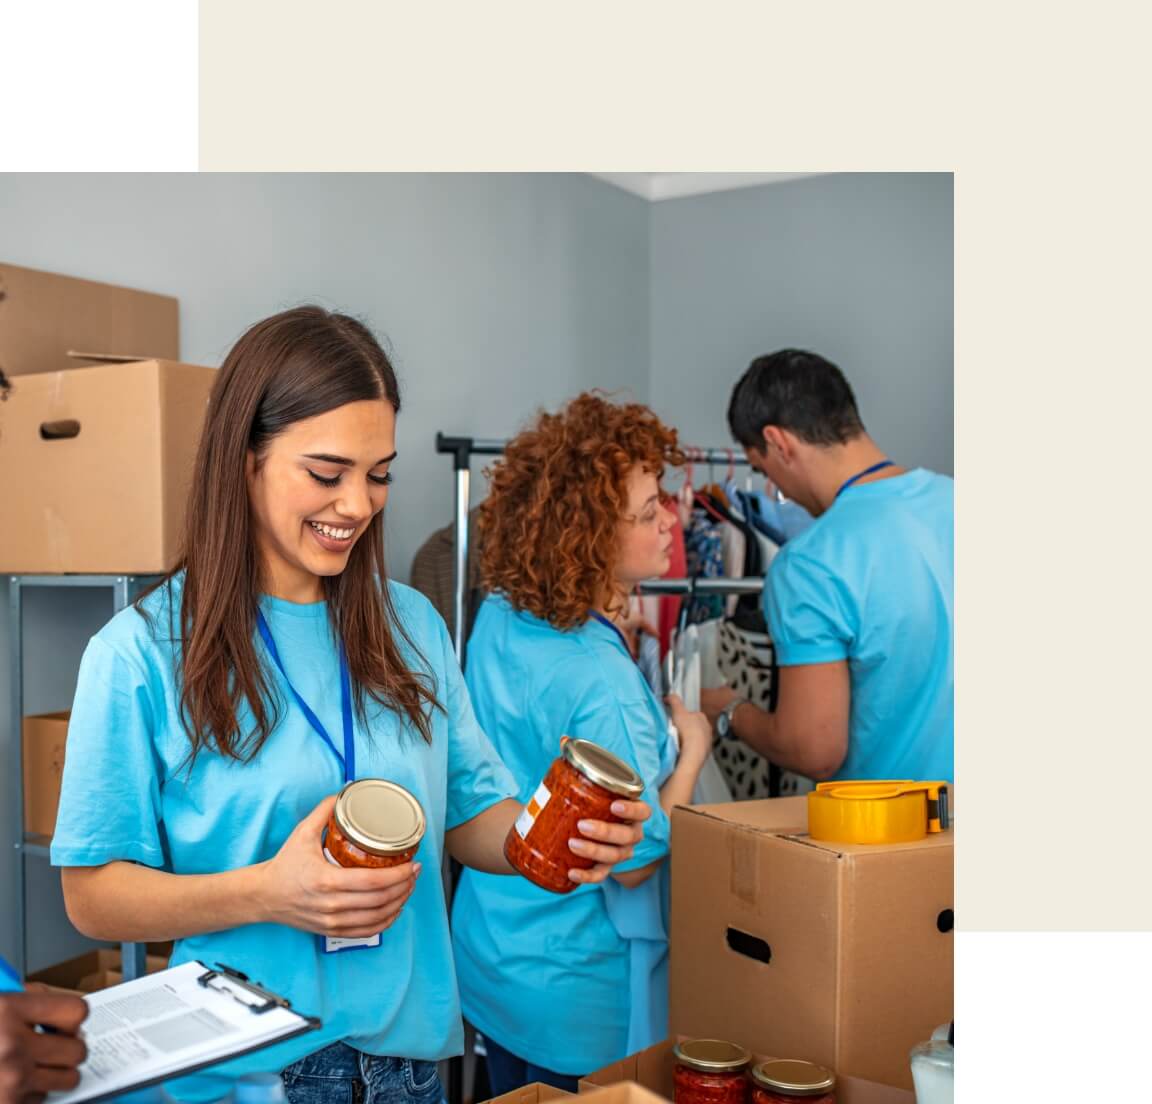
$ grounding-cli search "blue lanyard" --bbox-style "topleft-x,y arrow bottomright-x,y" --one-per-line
588,610 -> 633,658
835,459 -> 894,500
256,609 -> 356,783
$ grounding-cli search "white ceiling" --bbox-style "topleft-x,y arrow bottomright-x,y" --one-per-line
588,172 -> 826,201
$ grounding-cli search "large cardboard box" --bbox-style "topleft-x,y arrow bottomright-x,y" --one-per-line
0,262 -> 178,379
478,1084 -> 574,1104
573,1085 -> 666,1104
580,1038 -> 914,1104
22,712 -> 69,837
671,798 -> 953,1091
27,948 -> 170,993
0,358 -> 216,572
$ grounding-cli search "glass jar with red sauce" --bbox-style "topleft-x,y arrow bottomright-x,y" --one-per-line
750,1060 -> 836,1104
672,1039 -> 751,1104
323,779 -> 425,869
504,737 -> 644,894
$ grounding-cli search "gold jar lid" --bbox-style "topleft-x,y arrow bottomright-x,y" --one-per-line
751,1060 -> 836,1096
672,1039 -> 751,1073
562,737 -> 644,797
334,779 -> 425,856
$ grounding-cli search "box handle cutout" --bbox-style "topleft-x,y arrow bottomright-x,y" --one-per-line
727,927 -> 771,965
936,909 -> 954,933
40,420 -> 81,440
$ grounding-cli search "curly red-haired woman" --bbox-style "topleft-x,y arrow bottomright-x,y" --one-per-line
450,392 -> 714,1092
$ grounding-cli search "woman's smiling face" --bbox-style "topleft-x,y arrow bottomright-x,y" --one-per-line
246,398 -> 397,602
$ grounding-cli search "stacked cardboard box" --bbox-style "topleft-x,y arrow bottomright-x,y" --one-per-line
0,262 -> 215,573
27,946 -> 171,994
670,797 -> 953,1091
22,712 -> 69,838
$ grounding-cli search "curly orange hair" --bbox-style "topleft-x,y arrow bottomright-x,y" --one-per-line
479,392 -> 683,630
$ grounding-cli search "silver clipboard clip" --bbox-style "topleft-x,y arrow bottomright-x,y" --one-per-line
197,963 -> 291,1015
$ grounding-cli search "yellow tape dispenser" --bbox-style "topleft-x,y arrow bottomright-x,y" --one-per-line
807,780 -> 951,844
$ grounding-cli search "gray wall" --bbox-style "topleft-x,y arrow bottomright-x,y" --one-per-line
0,172 -> 952,972
647,173 -> 954,475
0,172 -> 650,971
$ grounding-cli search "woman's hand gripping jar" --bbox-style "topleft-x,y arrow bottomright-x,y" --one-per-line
504,737 -> 644,894
324,779 -> 426,869
750,1060 -> 836,1104
672,1039 -> 751,1104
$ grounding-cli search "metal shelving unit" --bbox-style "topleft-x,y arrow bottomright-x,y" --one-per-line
7,574 -> 158,981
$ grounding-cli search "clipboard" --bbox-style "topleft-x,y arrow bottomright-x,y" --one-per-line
47,960 -> 321,1104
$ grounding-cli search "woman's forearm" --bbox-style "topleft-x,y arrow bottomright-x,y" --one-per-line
657,751 -> 708,817
61,861 -> 272,942
445,799 -> 520,875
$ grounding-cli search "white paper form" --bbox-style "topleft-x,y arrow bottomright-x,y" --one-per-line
47,961 -> 319,1104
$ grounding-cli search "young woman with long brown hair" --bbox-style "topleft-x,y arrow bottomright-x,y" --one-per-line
450,394 -> 714,1092
50,308 -> 649,1104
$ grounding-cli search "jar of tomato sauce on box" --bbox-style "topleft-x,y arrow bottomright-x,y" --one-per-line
504,737 -> 644,894
672,1039 -> 751,1104
750,1060 -> 836,1103
324,779 -> 425,869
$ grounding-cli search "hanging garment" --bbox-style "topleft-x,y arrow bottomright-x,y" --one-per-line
714,612 -> 814,800
409,509 -> 485,639
682,501 -> 727,624
655,507 -> 688,658
667,622 -> 734,805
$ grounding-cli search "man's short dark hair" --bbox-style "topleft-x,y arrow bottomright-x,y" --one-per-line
727,349 -> 865,448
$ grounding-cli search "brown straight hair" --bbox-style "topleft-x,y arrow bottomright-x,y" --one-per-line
140,305 -> 440,763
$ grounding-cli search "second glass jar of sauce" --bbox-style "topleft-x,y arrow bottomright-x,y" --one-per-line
750,1060 -> 836,1104
504,737 -> 644,894
324,779 -> 425,869
672,1039 -> 751,1104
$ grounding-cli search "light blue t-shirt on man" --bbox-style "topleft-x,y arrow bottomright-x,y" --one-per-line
764,469 -> 954,782
51,575 -> 515,1101
451,594 -> 678,1075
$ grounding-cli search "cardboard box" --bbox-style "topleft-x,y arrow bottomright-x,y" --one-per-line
671,798 -> 952,1091
27,948 -> 170,993
0,357 -> 217,572
479,1084 -> 574,1104
0,262 -> 178,380
579,1037 -> 914,1104
22,712 -> 69,838
573,1085 -> 666,1104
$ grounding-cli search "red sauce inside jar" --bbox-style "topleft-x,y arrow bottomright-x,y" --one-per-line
750,1060 -> 836,1103
323,779 -> 425,870
674,1064 -> 748,1104
672,1040 -> 751,1104
504,737 -> 644,894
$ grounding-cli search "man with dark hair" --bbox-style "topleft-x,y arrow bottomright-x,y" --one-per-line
702,349 -> 953,782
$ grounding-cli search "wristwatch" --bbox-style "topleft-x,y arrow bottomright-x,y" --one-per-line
715,696 -> 745,741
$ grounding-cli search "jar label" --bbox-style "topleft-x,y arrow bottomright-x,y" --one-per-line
514,782 -> 552,840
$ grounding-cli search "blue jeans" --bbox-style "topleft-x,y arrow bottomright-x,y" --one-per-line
281,1042 -> 442,1104
482,1036 -> 581,1096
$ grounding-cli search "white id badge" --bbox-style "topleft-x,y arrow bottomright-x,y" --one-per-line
322,933 -> 382,953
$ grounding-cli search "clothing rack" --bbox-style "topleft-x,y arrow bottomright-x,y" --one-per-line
434,434 -> 760,663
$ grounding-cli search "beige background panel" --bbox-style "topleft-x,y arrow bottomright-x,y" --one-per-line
197,2 -> 1152,928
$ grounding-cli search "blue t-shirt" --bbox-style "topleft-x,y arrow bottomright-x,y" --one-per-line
51,575 -> 515,1099
450,595 -> 677,1074
763,469 -> 954,782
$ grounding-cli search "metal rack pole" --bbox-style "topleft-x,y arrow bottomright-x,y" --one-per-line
8,574 -> 156,982
638,576 -> 764,596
